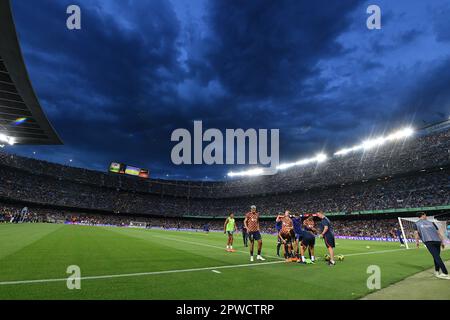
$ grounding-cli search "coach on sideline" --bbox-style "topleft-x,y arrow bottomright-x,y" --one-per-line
414,212 -> 449,280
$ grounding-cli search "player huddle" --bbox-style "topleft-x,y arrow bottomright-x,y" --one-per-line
224,205 -> 341,266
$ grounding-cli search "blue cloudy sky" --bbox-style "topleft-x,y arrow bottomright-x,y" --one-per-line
6,0 -> 450,180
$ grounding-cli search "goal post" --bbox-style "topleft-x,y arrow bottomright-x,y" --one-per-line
397,217 -> 410,249
129,221 -> 147,228
398,216 -> 450,250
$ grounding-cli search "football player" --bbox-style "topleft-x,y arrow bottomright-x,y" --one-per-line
224,212 -> 237,252
244,205 -> 265,262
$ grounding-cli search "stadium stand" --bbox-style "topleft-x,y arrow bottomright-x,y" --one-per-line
0,202 -> 410,238
0,126 -> 449,220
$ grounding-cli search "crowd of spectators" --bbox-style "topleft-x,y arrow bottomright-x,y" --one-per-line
0,127 -> 449,218
1,127 -> 449,199
0,162 -> 448,217
0,203 -> 409,238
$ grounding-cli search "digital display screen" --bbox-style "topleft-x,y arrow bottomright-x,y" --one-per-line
109,162 -> 149,178
139,169 -> 149,178
125,166 -> 140,176
109,162 -> 122,173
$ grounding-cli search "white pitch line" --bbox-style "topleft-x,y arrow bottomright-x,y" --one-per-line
211,270 -> 221,274
343,248 -> 407,257
0,247 -> 411,286
0,261 -> 283,286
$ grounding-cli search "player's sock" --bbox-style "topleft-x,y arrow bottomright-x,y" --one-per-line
257,249 -> 261,255
230,246 -> 233,250
301,256 -> 305,262
226,245 -> 229,249
311,255 -> 315,262
276,243 -> 281,256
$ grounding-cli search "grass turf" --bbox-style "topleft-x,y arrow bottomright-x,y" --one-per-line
0,223 -> 449,300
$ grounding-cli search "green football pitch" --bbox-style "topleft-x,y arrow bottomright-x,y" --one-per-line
0,223 -> 449,300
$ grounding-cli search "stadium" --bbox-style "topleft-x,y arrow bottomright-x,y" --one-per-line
0,0 -> 449,304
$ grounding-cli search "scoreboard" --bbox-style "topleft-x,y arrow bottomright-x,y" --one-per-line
109,162 -> 149,178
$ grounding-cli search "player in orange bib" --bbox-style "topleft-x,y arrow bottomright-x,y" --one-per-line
244,205 -> 265,262
277,210 -> 296,261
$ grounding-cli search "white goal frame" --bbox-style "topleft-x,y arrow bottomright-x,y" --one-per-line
398,216 -> 449,249
129,221 -> 147,228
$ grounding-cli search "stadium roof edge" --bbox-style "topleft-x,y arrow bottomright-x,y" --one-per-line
420,119 -> 450,134
0,0 -> 62,145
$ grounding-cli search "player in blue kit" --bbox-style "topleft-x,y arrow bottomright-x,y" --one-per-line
298,216 -> 316,264
394,228 -> 405,247
275,214 -> 283,256
292,213 -> 303,259
317,212 -> 336,266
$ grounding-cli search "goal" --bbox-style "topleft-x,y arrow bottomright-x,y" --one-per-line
398,216 -> 450,249
129,221 -> 147,228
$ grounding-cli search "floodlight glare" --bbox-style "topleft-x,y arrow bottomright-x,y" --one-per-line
228,127 -> 414,177
334,127 -> 414,156
0,134 -> 15,145
227,168 -> 264,177
316,153 -> 327,163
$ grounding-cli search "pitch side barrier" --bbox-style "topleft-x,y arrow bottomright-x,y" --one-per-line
182,204 -> 450,220
335,235 -> 414,242
62,222 -> 417,242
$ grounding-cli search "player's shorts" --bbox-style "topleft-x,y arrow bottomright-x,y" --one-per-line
301,232 -> 315,247
226,231 -> 234,236
295,232 -> 303,241
323,232 -> 335,248
280,230 -> 294,243
248,231 -> 262,241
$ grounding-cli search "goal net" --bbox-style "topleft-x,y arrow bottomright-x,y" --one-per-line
129,221 -> 147,228
398,216 -> 450,249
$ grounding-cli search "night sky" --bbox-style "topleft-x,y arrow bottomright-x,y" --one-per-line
6,0 -> 450,180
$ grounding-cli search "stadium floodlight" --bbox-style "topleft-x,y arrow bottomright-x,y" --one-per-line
0,133 -> 15,145
362,137 -> 385,150
276,153 -> 328,171
316,153 -> 327,163
334,127 -> 414,156
333,147 -> 357,156
227,168 -> 265,177
385,127 -> 414,140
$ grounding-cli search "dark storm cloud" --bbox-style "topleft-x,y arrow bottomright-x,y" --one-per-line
397,58 -> 450,123
11,0 -> 184,171
432,3 -> 450,43
398,29 -> 422,45
202,0 -> 360,99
